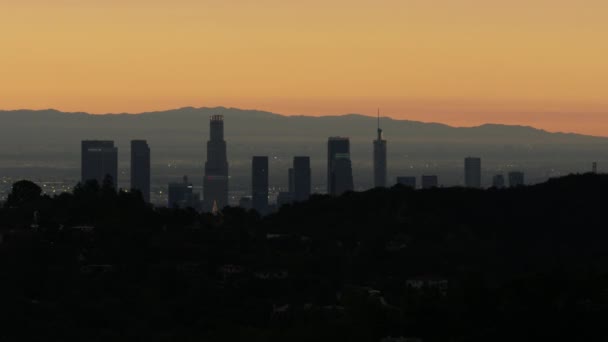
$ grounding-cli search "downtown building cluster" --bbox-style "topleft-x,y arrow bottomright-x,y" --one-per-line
80,113 -> 530,215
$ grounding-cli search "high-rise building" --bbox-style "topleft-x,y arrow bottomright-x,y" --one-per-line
327,137 -> 354,195
288,168 -> 295,194
397,176 -> 416,189
492,174 -> 505,188
373,110 -> 387,188
421,175 -> 438,189
203,115 -> 229,211
465,157 -> 482,188
81,140 -> 118,189
130,140 -> 150,202
252,156 -> 269,215
293,156 -> 311,202
168,175 -> 200,209
508,171 -> 525,187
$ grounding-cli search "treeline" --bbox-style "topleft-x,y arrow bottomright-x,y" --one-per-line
1,174 -> 608,341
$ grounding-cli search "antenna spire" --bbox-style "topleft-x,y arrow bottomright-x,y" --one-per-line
376,108 -> 382,140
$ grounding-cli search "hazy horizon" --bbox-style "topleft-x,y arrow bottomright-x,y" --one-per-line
2,105 -> 607,138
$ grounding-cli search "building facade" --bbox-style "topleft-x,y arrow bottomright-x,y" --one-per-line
293,156 -> 311,202
203,115 -> 229,211
327,137 -> 354,195
465,157 -> 482,188
81,140 -> 118,189
130,140 -> 150,202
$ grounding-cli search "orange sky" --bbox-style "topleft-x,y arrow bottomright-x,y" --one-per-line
1,0 -> 607,135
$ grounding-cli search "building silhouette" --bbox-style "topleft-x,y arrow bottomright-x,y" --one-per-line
327,137 -> 354,195
293,156 -> 311,202
422,175 -> 438,189
465,157 -> 482,188
168,176 -> 200,209
252,156 -> 269,215
397,176 -> 416,189
373,110 -> 387,188
288,168 -> 295,194
81,140 -> 118,189
508,171 -> 525,187
203,115 -> 229,211
130,140 -> 150,202
492,174 -> 505,188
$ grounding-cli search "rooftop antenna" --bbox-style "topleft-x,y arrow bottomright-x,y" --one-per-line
377,108 -> 383,140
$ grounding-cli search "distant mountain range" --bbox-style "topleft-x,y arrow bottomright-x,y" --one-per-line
0,107 -> 606,188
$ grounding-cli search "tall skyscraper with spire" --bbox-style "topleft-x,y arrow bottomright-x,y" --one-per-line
204,115 -> 229,211
373,109 -> 387,188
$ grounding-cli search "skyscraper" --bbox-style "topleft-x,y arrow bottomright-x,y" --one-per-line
327,137 -> 354,195
81,140 -> 118,189
373,110 -> 387,188
465,157 -> 482,188
130,140 -> 150,202
204,115 -> 229,211
293,156 -> 311,202
251,156 -> 269,215
508,171 -> 525,187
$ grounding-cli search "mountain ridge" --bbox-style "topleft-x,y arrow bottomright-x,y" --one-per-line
0,106 -> 604,140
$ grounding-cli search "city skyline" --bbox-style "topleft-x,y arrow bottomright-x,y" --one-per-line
1,1 -> 607,135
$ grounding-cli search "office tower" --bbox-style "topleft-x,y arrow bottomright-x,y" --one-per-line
492,174 -> 505,188
593,162 -> 598,174
421,175 -> 438,189
465,157 -> 482,188
508,171 -> 525,187
203,115 -> 229,211
397,176 -> 416,189
288,168 -> 295,194
327,137 -> 354,195
81,140 -> 118,189
168,176 -> 197,209
293,156 -> 311,202
130,140 -> 150,202
373,110 -> 387,188
252,156 -> 269,215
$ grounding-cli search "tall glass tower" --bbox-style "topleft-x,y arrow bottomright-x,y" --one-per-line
204,115 -> 229,211
130,140 -> 150,202
327,137 -> 354,195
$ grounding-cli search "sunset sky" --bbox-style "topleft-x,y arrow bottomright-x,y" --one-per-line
1,0 -> 607,135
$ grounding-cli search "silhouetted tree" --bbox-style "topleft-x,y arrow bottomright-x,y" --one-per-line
5,180 -> 42,208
